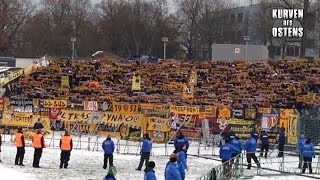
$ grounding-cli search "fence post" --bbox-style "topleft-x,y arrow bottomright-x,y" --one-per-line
88,137 -> 91,151
197,140 -> 201,156
116,139 -> 120,154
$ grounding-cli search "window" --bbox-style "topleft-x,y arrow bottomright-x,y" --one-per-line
230,14 -> 235,23
238,13 -> 243,23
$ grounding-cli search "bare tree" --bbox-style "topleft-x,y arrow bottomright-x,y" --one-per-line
0,0 -> 35,55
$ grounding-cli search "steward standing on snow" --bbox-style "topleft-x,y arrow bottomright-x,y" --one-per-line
102,135 -> 115,169
144,161 -> 157,180
59,130 -> 73,169
33,119 -> 44,130
277,130 -> 285,157
165,154 -> 182,180
298,134 -> 306,168
15,127 -> 25,166
136,133 -> 152,171
245,135 -> 260,169
174,131 -> 189,157
260,130 -> 269,158
220,138 -> 240,176
302,138 -> 315,174
32,130 -> 46,168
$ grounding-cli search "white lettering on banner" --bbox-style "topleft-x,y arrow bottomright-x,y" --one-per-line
83,101 -> 98,111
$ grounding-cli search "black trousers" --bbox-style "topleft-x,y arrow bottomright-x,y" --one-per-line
260,144 -> 269,158
33,148 -> 43,167
247,153 -> 260,169
137,152 -> 150,170
60,150 -> 71,168
15,147 -> 25,165
298,152 -> 303,168
302,157 -> 312,173
278,144 -> 284,157
103,154 -> 114,169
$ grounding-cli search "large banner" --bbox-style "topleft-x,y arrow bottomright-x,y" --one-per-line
287,114 -> 299,144
169,113 -> 198,129
229,119 -> 253,139
279,109 -> 295,134
101,112 -> 143,127
147,117 -> 170,132
170,105 -> 199,114
112,102 -> 139,114
58,109 -> 91,122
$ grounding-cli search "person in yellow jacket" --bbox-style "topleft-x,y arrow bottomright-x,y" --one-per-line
32,130 -> 46,168
15,128 -> 25,166
59,130 -> 73,169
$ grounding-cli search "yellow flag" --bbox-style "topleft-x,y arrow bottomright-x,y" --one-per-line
132,74 -> 141,90
61,76 -> 69,88
182,84 -> 194,99
189,71 -> 197,85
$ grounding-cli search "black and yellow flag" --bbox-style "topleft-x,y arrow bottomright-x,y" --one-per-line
132,73 -> 141,91
182,84 -> 194,99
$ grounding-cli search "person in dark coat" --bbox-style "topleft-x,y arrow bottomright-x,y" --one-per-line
33,119 -> 44,130
250,129 -> 259,142
302,138 -> 315,174
260,131 -> 269,158
277,130 -> 285,157
174,131 -> 189,157
231,136 -> 243,163
229,131 -> 236,140
245,135 -> 260,169
136,133 -> 152,171
15,127 -> 25,165
298,134 -> 306,168
144,161 -> 157,180
102,135 -> 115,169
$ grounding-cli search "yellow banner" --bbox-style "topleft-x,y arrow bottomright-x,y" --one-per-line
153,105 -> 170,113
1,112 -> 35,127
179,114 -> 197,128
170,105 -> 199,114
218,107 -> 231,118
147,117 -> 170,132
101,112 -> 143,127
58,110 -> 91,122
64,122 -> 97,133
44,99 -> 67,108
287,115 -> 298,144
258,107 -> 272,114
61,76 -> 69,88
0,69 -> 23,87
230,119 -> 252,125
182,84 -> 194,99
132,74 -> 141,91
205,106 -> 217,117
112,102 -> 139,114
140,104 -> 154,110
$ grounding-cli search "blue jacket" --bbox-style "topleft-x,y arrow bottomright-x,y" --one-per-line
245,137 -> 257,153
141,138 -> 152,153
165,162 -> 182,180
260,132 -> 269,145
177,161 -> 185,180
174,136 -> 189,150
231,139 -> 243,154
102,139 -> 115,154
177,151 -> 188,169
298,138 -> 306,153
278,133 -> 285,145
302,143 -> 315,158
144,169 -> 157,180
220,143 -> 240,160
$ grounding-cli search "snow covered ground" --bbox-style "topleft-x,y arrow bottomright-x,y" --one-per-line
1,132 -> 320,180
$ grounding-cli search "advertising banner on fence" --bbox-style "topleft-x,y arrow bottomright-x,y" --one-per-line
44,99 -> 68,108
112,102 -> 139,114
147,117 -> 170,132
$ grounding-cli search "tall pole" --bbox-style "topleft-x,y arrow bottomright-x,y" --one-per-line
164,42 -> 166,60
246,40 -> 248,61
72,41 -> 75,60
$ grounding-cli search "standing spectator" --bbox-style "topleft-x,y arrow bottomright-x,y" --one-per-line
136,133 -> 152,171
59,130 -> 73,169
220,138 -> 240,176
250,129 -> 259,142
176,145 -> 188,180
174,131 -> 189,157
103,165 -> 117,180
245,135 -> 260,169
165,154 -> 181,180
298,134 -> 306,168
144,161 -> 157,180
231,136 -> 243,161
102,135 -> 115,169
277,130 -> 285,157
302,138 -> 315,174
14,127 -> 25,165
33,119 -> 44,130
32,130 -> 46,168
260,130 -> 269,158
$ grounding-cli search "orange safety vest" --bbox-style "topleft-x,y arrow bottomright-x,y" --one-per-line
33,133 -> 43,148
15,132 -> 24,147
60,135 -> 72,151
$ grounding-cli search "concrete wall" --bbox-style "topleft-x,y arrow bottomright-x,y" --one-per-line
211,44 -> 269,61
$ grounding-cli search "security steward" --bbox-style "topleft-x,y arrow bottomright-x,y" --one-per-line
32,130 -> 46,168
59,131 -> 73,169
15,127 -> 25,166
